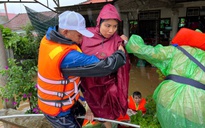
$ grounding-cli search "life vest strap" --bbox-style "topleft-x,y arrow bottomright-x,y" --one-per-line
38,72 -> 78,85
165,74 -> 205,90
38,72 -> 80,94
175,46 -> 205,72
38,90 -> 79,107
37,80 -> 81,98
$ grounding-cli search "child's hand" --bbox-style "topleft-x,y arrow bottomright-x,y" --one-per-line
127,109 -> 136,116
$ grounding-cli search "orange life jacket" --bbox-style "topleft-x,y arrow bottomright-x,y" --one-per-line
37,36 -> 82,116
128,96 -> 146,114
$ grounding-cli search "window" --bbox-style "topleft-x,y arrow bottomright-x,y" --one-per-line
129,20 -> 138,37
187,7 -> 200,16
160,18 -> 171,30
178,17 -> 186,28
139,10 -> 160,20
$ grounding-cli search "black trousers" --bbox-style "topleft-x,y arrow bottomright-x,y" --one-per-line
44,101 -> 86,128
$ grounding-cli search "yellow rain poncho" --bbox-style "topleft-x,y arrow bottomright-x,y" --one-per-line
126,33 -> 205,128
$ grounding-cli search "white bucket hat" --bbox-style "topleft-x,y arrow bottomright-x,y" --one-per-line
59,11 -> 94,37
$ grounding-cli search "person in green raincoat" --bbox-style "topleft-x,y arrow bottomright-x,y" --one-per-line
125,28 -> 205,128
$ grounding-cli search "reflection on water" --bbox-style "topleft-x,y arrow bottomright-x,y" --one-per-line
0,64 -> 162,127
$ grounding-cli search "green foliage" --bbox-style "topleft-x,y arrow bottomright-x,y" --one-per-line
0,59 -> 38,111
0,24 -> 40,61
0,24 -> 41,114
0,25 -> 16,49
130,95 -> 161,128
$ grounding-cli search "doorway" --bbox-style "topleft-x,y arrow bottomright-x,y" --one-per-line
139,20 -> 160,46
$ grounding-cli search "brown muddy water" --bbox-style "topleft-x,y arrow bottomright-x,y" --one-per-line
128,64 -> 162,97
0,63 -> 162,127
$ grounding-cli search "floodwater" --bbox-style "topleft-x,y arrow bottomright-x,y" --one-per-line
0,62 -> 162,127
128,63 -> 162,97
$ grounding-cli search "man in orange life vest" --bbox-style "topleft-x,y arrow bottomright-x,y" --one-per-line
37,11 -> 126,128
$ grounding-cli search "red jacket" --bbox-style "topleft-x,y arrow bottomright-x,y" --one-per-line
128,96 -> 146,114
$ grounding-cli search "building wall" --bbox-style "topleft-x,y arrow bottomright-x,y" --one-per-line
122,1 -> 205,45
121,14 -> 129,37
81,1 -> 205,43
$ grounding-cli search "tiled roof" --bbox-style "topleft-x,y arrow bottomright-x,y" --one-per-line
82,0 -> 113,4
3,13 -> 30,31
0,13 -> 16,20
3,11 -> 56,31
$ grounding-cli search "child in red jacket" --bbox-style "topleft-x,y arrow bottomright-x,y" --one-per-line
127,91 -> 146,115
117,91 -> 146,123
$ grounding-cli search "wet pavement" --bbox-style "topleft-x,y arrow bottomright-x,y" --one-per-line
0,64 -> 162,127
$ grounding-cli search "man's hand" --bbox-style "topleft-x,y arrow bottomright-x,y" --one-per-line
120,34 -> 128,45
118,45 -> 125,53
85,108 -> 94,121
121,34 -> 128,41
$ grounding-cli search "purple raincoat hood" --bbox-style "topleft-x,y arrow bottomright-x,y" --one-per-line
81,4 -> 123,59
96,4 -> 121,26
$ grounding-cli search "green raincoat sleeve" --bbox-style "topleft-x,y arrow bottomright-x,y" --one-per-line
125,34 -> 205,128
125,34 -> 175,75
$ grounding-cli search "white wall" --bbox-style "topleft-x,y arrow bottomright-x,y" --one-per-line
121,13 -> 129,37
